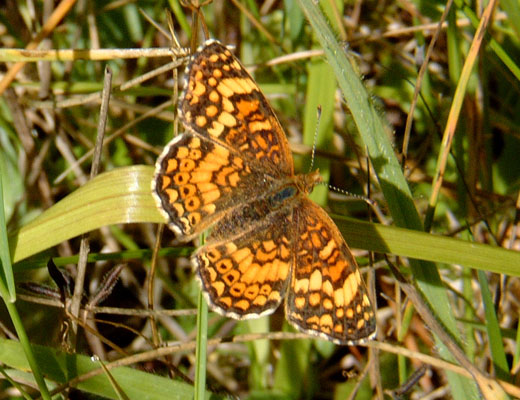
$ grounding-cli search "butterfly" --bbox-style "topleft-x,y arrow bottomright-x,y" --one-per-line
152,40 -> 376,344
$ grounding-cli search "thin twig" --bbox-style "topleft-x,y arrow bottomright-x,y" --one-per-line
0,0 -> 78,94
42,333 -> 520,400
386,257 -> 506,400
426,0 -> 498,231
401,0 -> 454,163
69,66 -> 112,345
54,99 -> 174,184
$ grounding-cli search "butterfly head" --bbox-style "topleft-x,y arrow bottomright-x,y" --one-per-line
296,170 -> 322,195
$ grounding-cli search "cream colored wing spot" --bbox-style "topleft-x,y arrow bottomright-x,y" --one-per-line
217,82 -> 234,97
294,278 -> 309,293
206,105 -> 218,117
222,97 -> 235,113
309,269 -> 323,291
249,120 -> 272,133
309,292 -> 321,306
343,271 -> 360,305
322,280 -> 333,297
208,122 -> 225,137
319,239 -> 336,260
218,111 -> 237,127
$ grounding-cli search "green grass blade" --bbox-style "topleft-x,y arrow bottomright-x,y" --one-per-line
10,165 -> 157,263
453,0 -> 520,81
194,277 -> 208,399
0,337 -> 219,399
514,322 -> 520,374
1,170 -> 52,399
167,0 -> 190,38
295,0 -> 479,396
0,168 -> 15,300
303,59 -> 335,206
0,362 -> 33,400
2,300 -> 52,399
477,270 -> 509,381
334,216 -> 520,277
246,317 -> 271,391
273,334 -> 312,398
9,166 -> 520,277
500,0 -> 520,38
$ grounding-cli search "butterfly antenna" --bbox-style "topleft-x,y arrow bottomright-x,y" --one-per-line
322,148 -> 377,209
323,182 -> 377,208
308,105 -> 322,172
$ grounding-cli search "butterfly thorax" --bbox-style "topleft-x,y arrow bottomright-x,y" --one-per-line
263,170 -> 322,214
266,170 -> 321,209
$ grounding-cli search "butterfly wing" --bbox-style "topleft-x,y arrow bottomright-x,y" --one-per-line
193,203 -> 294,318
285,198 -> 376,344
153,132 -> 278,240
153,40 -> 295,240
179,40 -> 294,176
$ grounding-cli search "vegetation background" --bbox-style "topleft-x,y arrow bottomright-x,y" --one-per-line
0,0 -> 519,399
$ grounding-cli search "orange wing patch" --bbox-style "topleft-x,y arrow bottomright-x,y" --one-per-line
285,199 -> 376,344
179,41 -> 294,176
194,212 -> 293,318
153,133 -> 256,240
